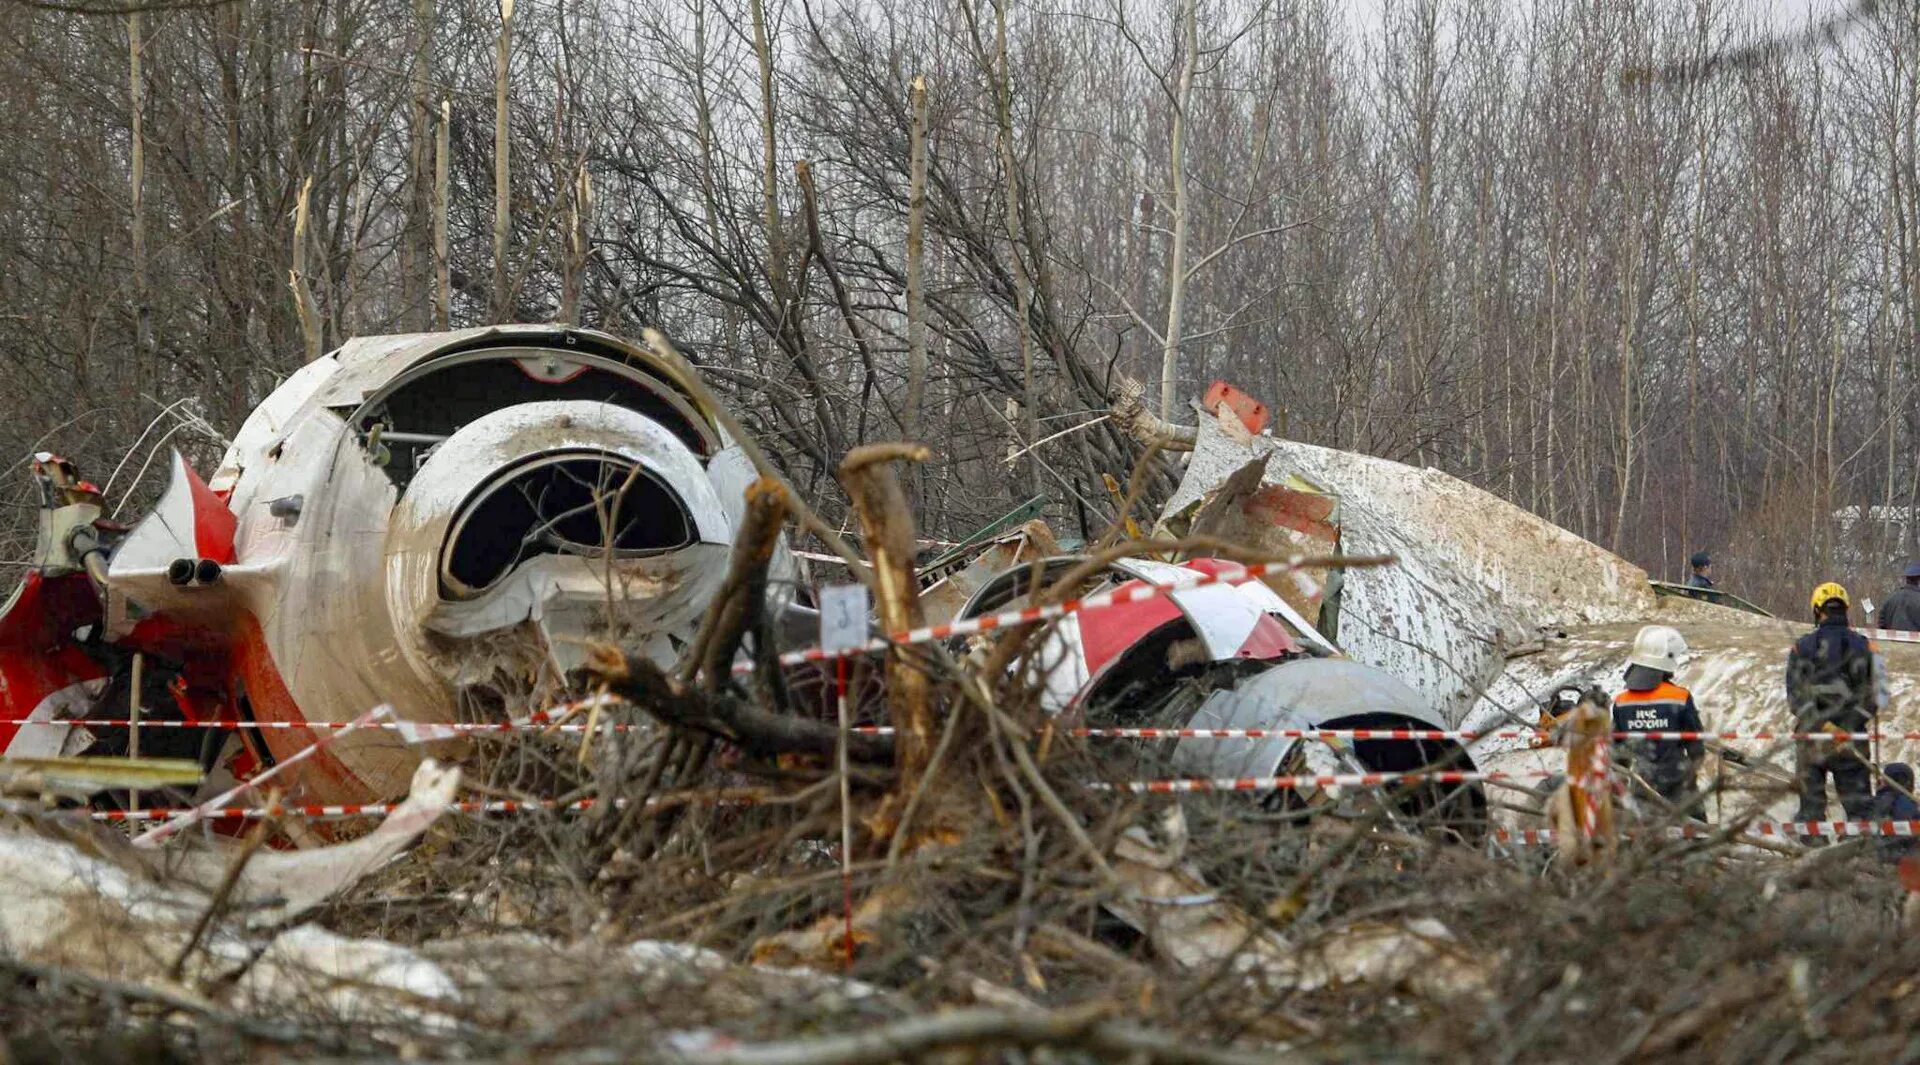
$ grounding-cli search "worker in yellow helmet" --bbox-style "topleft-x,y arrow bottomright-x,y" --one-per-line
1786,582 -> 1885,825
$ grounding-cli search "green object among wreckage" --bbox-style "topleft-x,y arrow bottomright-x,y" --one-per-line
920,495 -> 1048,577
1649,580 -> 1774,619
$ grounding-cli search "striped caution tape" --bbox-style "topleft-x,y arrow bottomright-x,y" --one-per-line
90,790 -> 764,824
0,717 -> 653,736
1062,726 -> 1518,741
1495,820 -> 1920,845
1864,627 -> 1920,646
133,704 -> 394,847
872,726 -> 1920,744
1088,768 -> 1554,795
27,713 -> 1920,749
0,695 -> 634,740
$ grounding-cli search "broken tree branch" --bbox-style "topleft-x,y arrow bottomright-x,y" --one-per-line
837,444 -> 933,795
682,477 -> 790,690
796,159 -> 902,434
1112,373 -> 1197,451
585,647 -> 894,765
633,1003 -> 1292,1065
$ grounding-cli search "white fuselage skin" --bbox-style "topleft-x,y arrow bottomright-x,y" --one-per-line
193,327 -> 777,802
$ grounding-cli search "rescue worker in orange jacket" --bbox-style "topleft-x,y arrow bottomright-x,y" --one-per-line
1612,625 -> 1706,816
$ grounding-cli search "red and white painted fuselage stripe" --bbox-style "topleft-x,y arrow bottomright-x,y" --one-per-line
734,556 -> 1325,675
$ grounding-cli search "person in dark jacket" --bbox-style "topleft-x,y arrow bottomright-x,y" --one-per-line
1685,551 -> 1715,590
1880,562 -> 1920,632
1613,625 -> 1706,817
1871,763 -> 1920,862
1787,582 -> 1885,823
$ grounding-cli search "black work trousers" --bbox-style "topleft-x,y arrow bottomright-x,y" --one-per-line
1795,741 -> 1874,823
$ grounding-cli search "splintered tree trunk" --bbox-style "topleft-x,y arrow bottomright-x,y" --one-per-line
1157,0 -> 1196,420
837,444 -> 933,794
290,178 -> 323,362
686,477 -> 790,691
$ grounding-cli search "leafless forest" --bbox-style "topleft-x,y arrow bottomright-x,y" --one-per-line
0,0 -> 1911,604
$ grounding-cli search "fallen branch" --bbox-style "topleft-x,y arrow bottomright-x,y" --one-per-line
1112,374 -> 1197,451
685,477 -> 791,690
0,955 -> 356,1051
630,1004 -> 1295,1065
585,647 -> 895,765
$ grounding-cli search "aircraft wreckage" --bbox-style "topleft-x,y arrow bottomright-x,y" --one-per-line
2,324 -> 1912,828
0,326 -> 794,806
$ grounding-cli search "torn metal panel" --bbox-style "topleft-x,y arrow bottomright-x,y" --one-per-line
1163,414 -> 1659,726
1152,390 -> 1920,830
956,557 -> 1305,715
1161,453 -> 1342,632
921,520 -> 1061,625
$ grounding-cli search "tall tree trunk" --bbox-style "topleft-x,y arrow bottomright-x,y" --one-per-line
990,0 -> 1040,496
128,13 -> 152,369
492,0 -> 515,321
1157,0 -> 1197,420
904,73 -> 930,440
406,0 -> 435,330
435,99 -> 451,330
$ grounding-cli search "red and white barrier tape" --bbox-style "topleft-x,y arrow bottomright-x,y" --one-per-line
19,717 -> 1920,746
1864,627 -> 1920,646
134,704 -> 392,847
26,711 -> 1920,750
92,791 -> 762,824
1089,768 -> 1553,795
1496,819 -> 1920,844
1061,726 -> 1514,741
1612,730 -> 1900,743
872,726 -> 1920,744
0,695 -> 633,739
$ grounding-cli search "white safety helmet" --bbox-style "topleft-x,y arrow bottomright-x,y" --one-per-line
1627,625 -> 1688,675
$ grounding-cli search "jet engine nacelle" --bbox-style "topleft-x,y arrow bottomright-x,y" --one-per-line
0,326 -> 790,806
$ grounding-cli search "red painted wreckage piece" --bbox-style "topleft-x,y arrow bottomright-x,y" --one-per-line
0,455 -> 272,788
